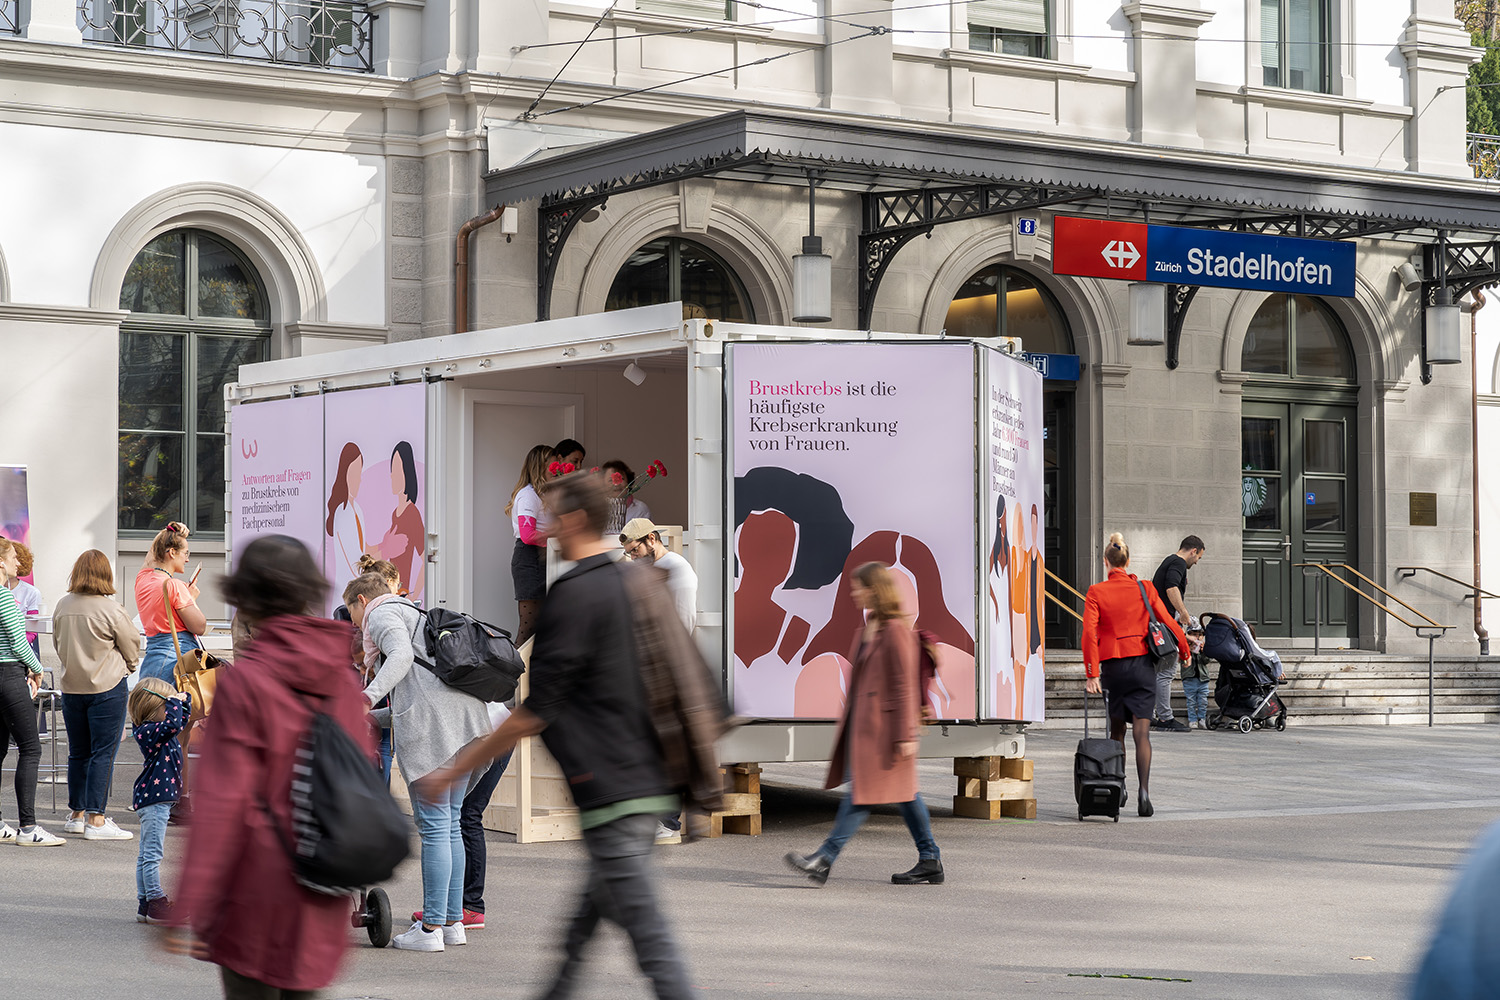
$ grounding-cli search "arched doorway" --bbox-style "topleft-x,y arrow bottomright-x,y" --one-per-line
118,229 -> 271,535
604,237 -> 754,321
945,264 -> 1079,646
1240,295 -> 1358,640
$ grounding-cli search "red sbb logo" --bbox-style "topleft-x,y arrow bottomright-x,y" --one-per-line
1052,216 -> 1148,281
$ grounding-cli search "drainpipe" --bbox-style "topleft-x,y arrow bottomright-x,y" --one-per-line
455,204 -> 507,335
1473,287 -> 1490,655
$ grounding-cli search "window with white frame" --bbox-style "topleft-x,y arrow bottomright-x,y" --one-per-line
635,0 -> 733,20
1260,0 -> 1332,93
967,0 -> 1050,59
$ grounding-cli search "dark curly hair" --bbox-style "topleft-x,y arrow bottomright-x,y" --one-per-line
220,535 -> 329,622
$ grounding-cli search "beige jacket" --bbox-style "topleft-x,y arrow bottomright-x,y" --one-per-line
52,593 -> 143,694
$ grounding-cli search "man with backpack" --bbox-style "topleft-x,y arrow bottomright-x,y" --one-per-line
417,471 -> 723,1000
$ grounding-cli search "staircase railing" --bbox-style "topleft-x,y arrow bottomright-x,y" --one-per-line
1395,565 -> 1497,656
1296,563 -> 1451,726
1043,567 -> 1084,622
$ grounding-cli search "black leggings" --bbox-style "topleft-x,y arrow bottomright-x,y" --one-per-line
0,662 -> 40,828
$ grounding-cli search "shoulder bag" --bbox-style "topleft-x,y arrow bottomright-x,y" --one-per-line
1135,580 -> 1179,663
165,580 -> 225,727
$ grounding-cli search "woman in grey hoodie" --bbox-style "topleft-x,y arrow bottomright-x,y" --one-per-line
346,573 -> 492,954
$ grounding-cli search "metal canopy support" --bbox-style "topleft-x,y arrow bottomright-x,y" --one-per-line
1165,284 -> 1199,370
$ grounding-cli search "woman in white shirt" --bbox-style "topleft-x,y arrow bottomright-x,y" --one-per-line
326,442 -> 368,598
505,445 -> 554,643
601,460 -> 651,524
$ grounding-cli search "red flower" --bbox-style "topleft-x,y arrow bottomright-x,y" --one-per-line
562,462 -> 576,474
656,461 -> 668,478
647,467 -> 657,479
590,467 -> 600,473
610,471 -> 625,486
548,461 -> 561,476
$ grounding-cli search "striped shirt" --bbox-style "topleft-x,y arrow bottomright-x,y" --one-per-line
0,585 -> 42,674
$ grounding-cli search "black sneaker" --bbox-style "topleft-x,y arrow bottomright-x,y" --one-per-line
1152,719 -> 1191,733
136,899 -> 148,924
783,851 -> 831,886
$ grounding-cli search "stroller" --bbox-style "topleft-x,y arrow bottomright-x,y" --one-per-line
1199,613 -> 1289,733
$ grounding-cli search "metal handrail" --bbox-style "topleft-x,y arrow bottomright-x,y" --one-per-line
1294,562 -> 1451,725
1044,566 -> 1086,604
1044,589 -> 1083,623
1395,565 -> 1500,602
1043,567 -> 1084,622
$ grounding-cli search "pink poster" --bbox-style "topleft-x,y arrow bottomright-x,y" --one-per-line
982,349 -> 1046,722
231,396 -> 326,572
0,465 -> 30,550
323,384 -> 427,609
728,343 -> 978,720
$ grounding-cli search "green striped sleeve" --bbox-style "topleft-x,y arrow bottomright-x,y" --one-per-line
0,587 -> 41,673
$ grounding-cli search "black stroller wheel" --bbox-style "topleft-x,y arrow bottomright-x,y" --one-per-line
1207,713 -> 1219,730
1237,716 -> 1253,734
365,887 -> 392,948
1275,712 -> 1287,732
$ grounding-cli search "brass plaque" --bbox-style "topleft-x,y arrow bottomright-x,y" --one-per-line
1410,492 -> 1438,527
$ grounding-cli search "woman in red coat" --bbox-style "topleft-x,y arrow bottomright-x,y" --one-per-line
172,535 -> 375,998
784,562 -> 942,886
1082,532 -> 1189,818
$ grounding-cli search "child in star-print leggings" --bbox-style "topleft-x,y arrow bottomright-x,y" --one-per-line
128,678 -> 190,924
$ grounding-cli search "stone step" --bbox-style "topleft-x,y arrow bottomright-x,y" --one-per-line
1035,707 -> 1500,727
1045,675 -> 1500,694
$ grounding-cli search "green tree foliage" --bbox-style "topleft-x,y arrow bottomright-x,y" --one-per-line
1469,36 -> 1500,136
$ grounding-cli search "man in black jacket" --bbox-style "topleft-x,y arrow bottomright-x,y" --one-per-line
1150,535 -> 1205,733
420,472 -> 692,1000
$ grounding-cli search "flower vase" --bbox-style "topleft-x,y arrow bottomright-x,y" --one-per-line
606,496 -> 627,537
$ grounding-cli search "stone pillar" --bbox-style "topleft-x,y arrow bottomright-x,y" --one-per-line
1401,7 -> 1481,178
1122,1 -> 1213,149
370,0 -> 425,78
824,0 -> 897,116
23,0 -> 83,44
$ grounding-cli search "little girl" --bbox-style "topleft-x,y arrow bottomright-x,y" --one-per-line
128,677 -> 189,924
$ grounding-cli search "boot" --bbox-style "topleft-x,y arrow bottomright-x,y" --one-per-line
783,851 -> 831,886
891,859 -> 945,885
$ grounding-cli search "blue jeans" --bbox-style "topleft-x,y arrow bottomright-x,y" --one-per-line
461,751 -> 511,913
139,633 -> 199,685
817,789 -> 941,863
137,802 -> 171,901
410,774 -> 467,926
61,680 -> 128,815
1182,676 -> 1211,723
378,728 -> 393,788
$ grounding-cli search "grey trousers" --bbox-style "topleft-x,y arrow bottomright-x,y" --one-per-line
1154,657 -> 1178,721
541,811 -> 691,1000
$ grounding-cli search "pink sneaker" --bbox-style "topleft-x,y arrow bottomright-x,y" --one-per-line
410,908 -> 484,929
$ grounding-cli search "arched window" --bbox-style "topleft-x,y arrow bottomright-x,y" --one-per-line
118,229 -> 271,534
605,238 -> 753,322
942,265 -> 1071,352
1241,295 -> 1354,381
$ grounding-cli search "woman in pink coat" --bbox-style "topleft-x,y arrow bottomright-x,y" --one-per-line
171,535 -> 374,998
784,562 -> 942,886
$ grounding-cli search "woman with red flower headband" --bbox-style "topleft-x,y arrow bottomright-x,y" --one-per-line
600,460 -> 653,525
505,445 -> 555,644
134,522 -> 207,688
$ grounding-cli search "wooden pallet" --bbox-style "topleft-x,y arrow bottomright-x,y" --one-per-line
951,756 -> 1036,820
708,763 -> 762,837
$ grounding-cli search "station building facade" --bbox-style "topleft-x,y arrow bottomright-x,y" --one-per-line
0,0 -> 1494,654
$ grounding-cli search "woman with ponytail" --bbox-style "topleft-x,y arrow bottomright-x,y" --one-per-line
1081,532 -> 1188,818
134,522 -> 206,686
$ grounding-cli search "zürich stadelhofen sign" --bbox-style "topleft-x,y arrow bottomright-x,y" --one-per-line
1050,215 -> 1356,297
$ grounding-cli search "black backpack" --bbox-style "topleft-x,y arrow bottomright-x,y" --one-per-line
400,601 -> 525,704
268,709 -> 411,896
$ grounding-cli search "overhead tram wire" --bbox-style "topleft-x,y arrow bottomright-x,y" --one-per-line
521,0 -> 625,120
530,25 -> 889,119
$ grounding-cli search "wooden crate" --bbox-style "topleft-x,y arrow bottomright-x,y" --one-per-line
484,637 -> 582,843
708,763 -> 762,837
951,755 -> 1036,822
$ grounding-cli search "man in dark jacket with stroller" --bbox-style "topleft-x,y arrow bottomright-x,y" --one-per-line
1151,535 -> 1205,733
417,471 -> 722,1000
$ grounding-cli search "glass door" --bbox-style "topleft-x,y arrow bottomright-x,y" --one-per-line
1242,401 -> 1356,639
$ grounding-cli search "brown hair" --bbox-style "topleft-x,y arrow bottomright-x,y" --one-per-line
12,543 -> 32,578
1104,531 -> 1130,569
67,550 -> 116,596
129,677 -> 178,727
343,572 -> 394,608
506,444 -> 555,516
0,538 -> 13,567
149,522 -> 190,563
853,562 -> 906,622
220,535 -> 329,622
326,442 -> 363,536
356,554 -> 400,590
542,470 -> 610,537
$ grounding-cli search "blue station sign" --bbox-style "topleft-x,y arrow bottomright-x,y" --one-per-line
1052,216 -> 1357,298
1021,352 -> 1081,381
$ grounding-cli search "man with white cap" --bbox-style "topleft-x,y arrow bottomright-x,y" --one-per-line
619,519 -> 697,635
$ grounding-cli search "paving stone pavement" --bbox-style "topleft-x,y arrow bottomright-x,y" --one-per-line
4,722 -> 1497,999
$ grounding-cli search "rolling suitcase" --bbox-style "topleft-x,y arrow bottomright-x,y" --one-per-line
1075,689 -> 1126,822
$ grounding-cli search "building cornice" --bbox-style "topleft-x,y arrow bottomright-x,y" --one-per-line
1120,2 -> 1216,29
0,302 -> 130,325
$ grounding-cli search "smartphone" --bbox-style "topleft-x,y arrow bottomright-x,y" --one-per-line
189,563 -> 203,587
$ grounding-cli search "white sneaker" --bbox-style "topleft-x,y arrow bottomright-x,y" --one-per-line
16,825 -> 64,847
655,822 -> 681,845
63,815 -> 87,835
83,818 -> 133,841
0,823 -> 15,844
390,921 -> 443,952
442,922 -> 467,946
